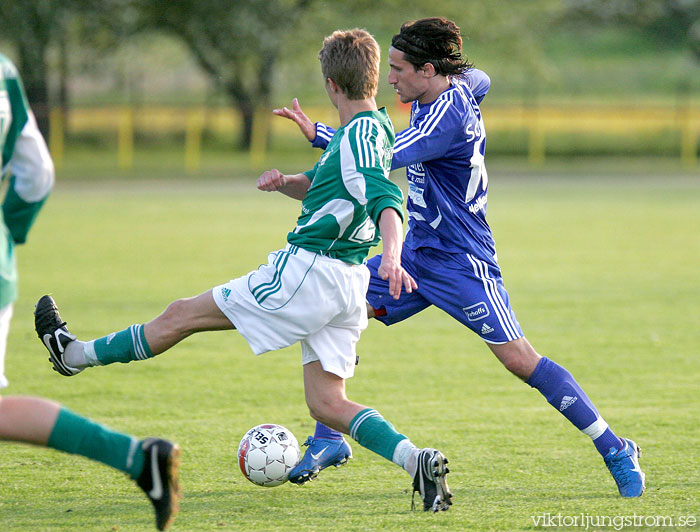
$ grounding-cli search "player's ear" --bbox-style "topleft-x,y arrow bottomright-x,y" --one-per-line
327,78 -> 340,93
420,62 -> 436,77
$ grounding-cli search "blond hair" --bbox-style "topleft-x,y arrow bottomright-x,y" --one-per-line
318,29 -> 380,100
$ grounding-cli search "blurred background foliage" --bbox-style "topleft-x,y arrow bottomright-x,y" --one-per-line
1,0 -> 700,167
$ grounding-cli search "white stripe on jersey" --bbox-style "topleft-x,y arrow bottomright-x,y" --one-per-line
356,120 -> 369,167
394,92 -> 453,153
394,98 -> 449,151
352,117 -> 377,168
429,206 -> 442,229
466,254 -> 519,341
317,123 -> 334,142
340,121 -> 371,205
452,80 -> 483,122
294,198 -> 355,238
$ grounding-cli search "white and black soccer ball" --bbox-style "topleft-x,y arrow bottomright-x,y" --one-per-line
237,424 -> 300,487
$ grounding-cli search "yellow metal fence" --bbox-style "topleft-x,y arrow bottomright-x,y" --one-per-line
48,104 -> 700,171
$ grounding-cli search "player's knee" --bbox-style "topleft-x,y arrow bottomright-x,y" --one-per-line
307,405 -> 324,424
306,396 -> 341,426
306,404 -> 328,425
507,354 -> 541,380
502,357 -> 532,379
495,339 -> 541,380
306,400 -> 328,424
159,298 -> 195,335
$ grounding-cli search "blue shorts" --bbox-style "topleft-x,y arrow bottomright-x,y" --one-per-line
366,247 -> 523,344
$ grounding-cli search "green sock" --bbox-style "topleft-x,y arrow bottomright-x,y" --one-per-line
47,407 -> 145,479
349,408 -> 408,461
86,324 -> 153,365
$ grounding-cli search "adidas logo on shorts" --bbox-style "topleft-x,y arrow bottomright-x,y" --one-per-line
480,323 -> 494,335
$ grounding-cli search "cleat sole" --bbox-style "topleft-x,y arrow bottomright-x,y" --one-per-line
161,444 -> 182,530
431,452 -> 453,512
333,455 -> 351,468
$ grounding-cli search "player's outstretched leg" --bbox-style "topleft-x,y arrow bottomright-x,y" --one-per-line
604,438 -> 645,497
525,355 -> 645,496
34,295 -> 81,376
288,434 -> 352,485
137,438 -> 182,531
412,448 -> 453,512
34,294 -> 161,372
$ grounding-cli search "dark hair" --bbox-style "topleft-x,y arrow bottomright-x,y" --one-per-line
391,17 -> 472,76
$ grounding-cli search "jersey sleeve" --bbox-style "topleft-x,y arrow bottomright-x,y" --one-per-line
1,59 -> 28,168
303,160 -> 320,182
346,121 -> 404,226
1,60 -> 54,244
462,68 -> 490,104
391,99 -> 462,170
310,122 -> 335,150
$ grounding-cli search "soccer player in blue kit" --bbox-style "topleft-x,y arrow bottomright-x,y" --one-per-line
275,17 -> 645,498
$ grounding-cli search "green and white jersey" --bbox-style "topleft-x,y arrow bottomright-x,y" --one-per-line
288,108 -> 403,265
0,53 -> 54,308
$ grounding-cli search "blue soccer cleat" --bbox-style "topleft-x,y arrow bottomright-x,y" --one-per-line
288,436 -> 352,485
604,438 -> 645,497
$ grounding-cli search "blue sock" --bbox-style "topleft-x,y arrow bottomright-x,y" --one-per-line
527,357 -> 623,456
314,422 -> 343,441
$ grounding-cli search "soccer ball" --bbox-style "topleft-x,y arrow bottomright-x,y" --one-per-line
237,424 -> 300,487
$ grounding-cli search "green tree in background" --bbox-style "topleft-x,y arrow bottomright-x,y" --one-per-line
1,0 -> 318,149
0,2 -> 68,139
1,0 -> 566,147
566,0 -> 700,60
136,0 -> 315,149
0,1 -> 129,140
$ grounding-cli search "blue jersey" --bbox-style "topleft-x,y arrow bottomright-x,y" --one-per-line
314,69 -> 522,343
313,69 -> 496,266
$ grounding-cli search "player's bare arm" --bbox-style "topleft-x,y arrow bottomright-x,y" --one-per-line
376,207 -> 417,299
272,98 -> 316,142
256,169 -> 311,200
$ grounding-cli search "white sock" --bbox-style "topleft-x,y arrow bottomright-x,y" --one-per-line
82,340 -> 101,366
63,340 -> 99,368
392,439 -> 419,477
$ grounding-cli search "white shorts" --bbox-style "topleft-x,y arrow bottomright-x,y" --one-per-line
213,244 -> 370,379
0,304 -> 15,390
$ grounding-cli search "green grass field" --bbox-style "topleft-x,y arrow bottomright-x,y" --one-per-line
0,171 -> 698,531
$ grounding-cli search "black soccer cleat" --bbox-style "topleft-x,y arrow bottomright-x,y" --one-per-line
412,448 -> 453,512
34,295 -> 80,376
137,438 -> 182,531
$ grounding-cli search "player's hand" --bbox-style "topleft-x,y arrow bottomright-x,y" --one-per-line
257,169 -> 286,191
272,98 -> 316,142
377,257 -> 417,300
